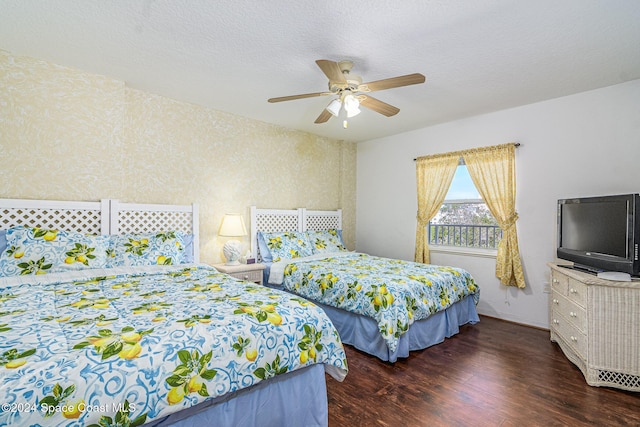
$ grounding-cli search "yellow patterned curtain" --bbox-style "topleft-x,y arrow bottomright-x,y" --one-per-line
463,143 -> 526,288
414,153 -> 459,264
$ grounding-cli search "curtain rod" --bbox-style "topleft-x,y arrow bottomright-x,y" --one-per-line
413,142 -> 520,161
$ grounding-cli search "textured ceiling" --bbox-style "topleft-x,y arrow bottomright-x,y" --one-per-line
1,1 -> 640,142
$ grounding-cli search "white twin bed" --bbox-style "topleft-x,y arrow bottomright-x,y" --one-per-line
250,206 -> 480,363
0,198 -> 346,427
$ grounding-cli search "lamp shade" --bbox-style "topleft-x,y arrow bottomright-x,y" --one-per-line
343,94 -> 361,117
325,99 -> 342,116
218,214 -> 247,237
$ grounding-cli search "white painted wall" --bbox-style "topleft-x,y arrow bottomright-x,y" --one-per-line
356,79 -> 640,328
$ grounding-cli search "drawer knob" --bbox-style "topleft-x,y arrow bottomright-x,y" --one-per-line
570,311 -> 576,317
243,275 -> 249,279
552,319 -> 559,325
553,299 -> 559,304
571,336 -> 578,342
570,288 -> 577,294
552,279 -> 558,284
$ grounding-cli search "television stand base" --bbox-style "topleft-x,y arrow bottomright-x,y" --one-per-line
549,262 -> 640,392
558,263 -> 603,276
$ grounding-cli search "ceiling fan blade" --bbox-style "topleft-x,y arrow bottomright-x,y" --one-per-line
359,73 -> 426,92
359,95 -> 400,117
314,109 -> 333,124
268,92 -> 331,103
316,60 -> 347,83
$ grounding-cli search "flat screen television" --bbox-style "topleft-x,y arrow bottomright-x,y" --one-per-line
557,193 -> 640,276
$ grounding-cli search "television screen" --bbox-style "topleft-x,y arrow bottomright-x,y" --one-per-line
560,200 -> 628,258
557,193 -> 640,276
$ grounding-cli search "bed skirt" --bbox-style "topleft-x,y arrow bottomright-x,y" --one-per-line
318,296 -> 480,362
151,364 -> 328,427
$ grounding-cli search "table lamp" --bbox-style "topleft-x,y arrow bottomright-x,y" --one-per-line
218,213 -> 247,265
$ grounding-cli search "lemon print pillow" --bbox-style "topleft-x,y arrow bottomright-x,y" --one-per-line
263,231 -> 313,262
0,226 -> 109,277
306,229 -> 346,254
109,231 -> 185,267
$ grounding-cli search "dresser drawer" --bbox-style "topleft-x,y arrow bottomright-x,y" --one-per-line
566,277 -> 586,306
551,270 -> 587,307
551,291 -> 586,332
229,269 -> 263,284
551,270 -> 569,293
550,311 -> 587,359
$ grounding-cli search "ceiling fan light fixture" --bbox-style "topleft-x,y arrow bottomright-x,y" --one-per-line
268,59 -> 426,125
346,107 -> 361,118
343,93 -> 361,117
325,99 -> 342,117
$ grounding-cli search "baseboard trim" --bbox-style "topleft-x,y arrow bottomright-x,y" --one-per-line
478,314 -> 549,332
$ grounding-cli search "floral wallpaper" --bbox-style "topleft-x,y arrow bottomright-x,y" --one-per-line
0,50 -> 356,264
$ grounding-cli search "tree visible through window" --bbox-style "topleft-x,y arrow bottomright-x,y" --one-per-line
429,162 -> 502,249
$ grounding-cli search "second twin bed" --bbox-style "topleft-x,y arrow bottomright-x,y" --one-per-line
250,206 -> 480,363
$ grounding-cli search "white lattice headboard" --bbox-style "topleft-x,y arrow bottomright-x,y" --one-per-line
0,198 -> 110,235
303,209 -> 343,232
110,200 -> 200,263
0,198 -> 200,263
250,206 -> 342,262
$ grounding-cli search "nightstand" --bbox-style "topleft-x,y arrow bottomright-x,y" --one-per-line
214,263 -> 266,285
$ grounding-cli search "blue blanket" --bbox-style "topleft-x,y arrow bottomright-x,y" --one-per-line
275,252 -> 479,353
0,265 -> 347,426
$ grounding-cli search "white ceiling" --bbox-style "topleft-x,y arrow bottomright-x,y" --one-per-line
2,1 -> 640,143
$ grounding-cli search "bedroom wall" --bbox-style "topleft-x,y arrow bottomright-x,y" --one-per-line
356,79 -> 640,328
0,51 -> 357,264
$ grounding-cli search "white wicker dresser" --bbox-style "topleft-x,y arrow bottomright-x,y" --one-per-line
549,262 -> 640,392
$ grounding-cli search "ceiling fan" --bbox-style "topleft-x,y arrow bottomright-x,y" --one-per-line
268,59 -> 426,124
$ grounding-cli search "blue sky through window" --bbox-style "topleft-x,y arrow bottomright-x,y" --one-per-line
445,165 -> 481,200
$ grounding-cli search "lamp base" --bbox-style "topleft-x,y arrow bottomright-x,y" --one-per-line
223,239 -> 242,266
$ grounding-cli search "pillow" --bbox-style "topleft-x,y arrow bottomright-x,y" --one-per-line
0,226 -> 109,277
0,230 -> 6,256
261,231 -> 313,262
256,231 -> 273,263
109,231 -> 186,267
307,229 -> 347,254
182,233 -> 194,263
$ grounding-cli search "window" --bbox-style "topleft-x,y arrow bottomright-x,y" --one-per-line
428,162 -> 502,249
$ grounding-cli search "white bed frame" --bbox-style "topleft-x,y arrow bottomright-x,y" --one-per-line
0,198 -> 110,235
250,206 -> 342,261
0,198 -> 199,263
110,200 -> 199,263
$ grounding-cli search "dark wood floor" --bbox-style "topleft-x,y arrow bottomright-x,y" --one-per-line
326,315 -> 640,427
